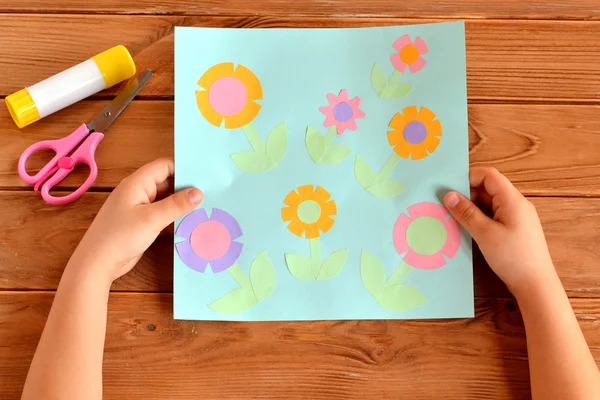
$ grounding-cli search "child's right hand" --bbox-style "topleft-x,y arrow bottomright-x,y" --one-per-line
443,167 -> 557,298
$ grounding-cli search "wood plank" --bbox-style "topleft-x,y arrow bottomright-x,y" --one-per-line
1,292 -> 600,399
3,102 -> 600,197
1,1 -> 599,20
1,16 -> 600,102
0,294 -> 528,400
1,191 -> 599,297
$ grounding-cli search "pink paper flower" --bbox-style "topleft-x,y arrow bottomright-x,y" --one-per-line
319,89 -> 366,135
390,35 -> 428,74
393,202 -> 461,270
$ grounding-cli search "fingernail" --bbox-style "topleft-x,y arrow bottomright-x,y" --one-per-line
445,193 -> 460,209
188,188 -> 203,205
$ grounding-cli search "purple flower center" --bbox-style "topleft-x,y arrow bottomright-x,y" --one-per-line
403,121 -> 427,144
333,102 -> 353,122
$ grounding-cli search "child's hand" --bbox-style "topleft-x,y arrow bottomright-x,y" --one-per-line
443,167 -> 556,297
69,158 -> 203,283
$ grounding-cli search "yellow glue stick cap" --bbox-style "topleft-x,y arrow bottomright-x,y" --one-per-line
5,89 -> 40,129
92,45 -> 136,88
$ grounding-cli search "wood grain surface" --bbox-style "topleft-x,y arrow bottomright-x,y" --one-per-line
1,0 -> 599,20
3,103 -> 600,196
1,16 -> 600,102
1,2 -> 600,399
1,292 -> 600,400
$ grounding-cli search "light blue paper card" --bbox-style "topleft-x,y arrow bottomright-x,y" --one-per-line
174,21 -> 472,321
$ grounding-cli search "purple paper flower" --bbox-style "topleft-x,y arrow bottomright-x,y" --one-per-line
175,208 -> 243,273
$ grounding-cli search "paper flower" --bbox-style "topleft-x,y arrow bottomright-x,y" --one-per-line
390,35 -> 428,74
176,208 -> 243,273
196,62 -> 263,129
319,89 -> 366,135
282,185 -> 337,239
388,105 -> 442,160
393,202 -> 461,270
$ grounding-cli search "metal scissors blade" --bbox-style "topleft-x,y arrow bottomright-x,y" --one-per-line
87,69 -> 153,133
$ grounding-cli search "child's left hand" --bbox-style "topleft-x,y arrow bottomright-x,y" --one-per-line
69,158 -> 203,283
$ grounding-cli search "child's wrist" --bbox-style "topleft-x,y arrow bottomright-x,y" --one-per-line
512,268 -> 563,308
64,252 -> 115,292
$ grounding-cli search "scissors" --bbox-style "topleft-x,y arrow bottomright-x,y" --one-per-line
18,70 -> 153,205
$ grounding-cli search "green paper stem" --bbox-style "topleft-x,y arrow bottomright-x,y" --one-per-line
242,122 -> 264,152
381,70 -> 403,97
309,238 -> 322,278
389,69 -> 402,84
325,126 -> 337,145
384,261 -> 412,288
229,264 -> 254,294
373,153 -> 400,184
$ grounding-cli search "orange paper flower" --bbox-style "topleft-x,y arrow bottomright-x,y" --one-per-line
387,106 -> 442,160
282,185 -> 337,239
196,62 -> 263,129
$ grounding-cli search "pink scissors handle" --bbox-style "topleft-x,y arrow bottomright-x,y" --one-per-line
39,130 -> 104,205
18,124 -> 91,185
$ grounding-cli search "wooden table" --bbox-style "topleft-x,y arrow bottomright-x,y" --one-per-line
1,1 -> 600,399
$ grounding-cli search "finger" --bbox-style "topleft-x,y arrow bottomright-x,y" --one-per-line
470,167 -> 521,199
470,186 -> 492,207
122,158 -> 175,204
146,188 -> 203,231
444,191 -> 500,242
470,167 -> 524,215
155,177 -> 173,201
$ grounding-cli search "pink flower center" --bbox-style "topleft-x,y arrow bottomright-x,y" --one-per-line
209,77 -> 248,116
190,220 -> 231,261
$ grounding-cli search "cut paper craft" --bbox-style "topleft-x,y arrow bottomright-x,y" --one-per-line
230,122 -> 288,173
196,62 -> 263,129
196,62 -> 287,173
391,35 -> 428,74
319,90 -> 365,135
393,202 -> 461,270
174,22 -> 472,321
282,185 -> 347,279
209,251 -> 277,315
388,106 -> 441,160
305,126 -> 352,164
355,105 -> 441,198
175,208 -> 243,273
360,251 -> 427,312
370,35 -> 427,99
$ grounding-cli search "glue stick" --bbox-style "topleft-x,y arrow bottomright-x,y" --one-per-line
5,45 -> 136,129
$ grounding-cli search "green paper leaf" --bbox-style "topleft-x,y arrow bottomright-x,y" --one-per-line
321,144 -> 352,164
385,262 -> 412,288
209,288 -> 257,315
370,64 -> 387,95
381,83 -> 414,99
306,126 -> 326,163
379,285 -> 428,312
285,253 -> 317,280
265,122 -> 287,164
360,251 -> 386,297
366,179 -> 406,198
354,156 -> 376,188
231,151 -> 272,173
317,249 -> 348,280
249,251 -> 276,301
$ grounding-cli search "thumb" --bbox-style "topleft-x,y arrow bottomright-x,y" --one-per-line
443,191 -> 494,242
148,188 -> 203,231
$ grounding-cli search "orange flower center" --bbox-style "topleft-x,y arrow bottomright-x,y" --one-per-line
400,45 -> 419,64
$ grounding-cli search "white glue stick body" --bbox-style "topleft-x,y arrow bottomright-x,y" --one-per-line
5,45 -> 136,128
